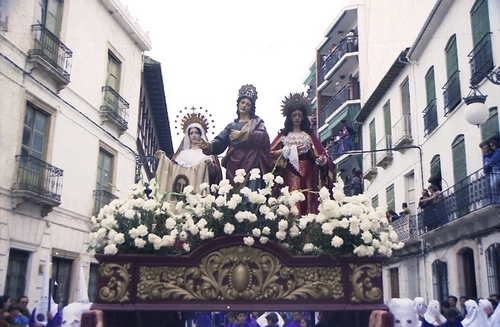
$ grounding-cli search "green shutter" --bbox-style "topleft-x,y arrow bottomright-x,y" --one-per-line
386,184 -> 395,212
372,195 -> 379,209
22,104 -> 49,160
425,68 -> 436,104
429,155 -> 442,188
445,36 -> 458,79
369,119 -> 376,167
452,135 -> 467,185
481,108 -> 499,141
383,101 -> 392,148
400,78 -> 410,116
107,52 -> 121,92
471,0 -> 490,46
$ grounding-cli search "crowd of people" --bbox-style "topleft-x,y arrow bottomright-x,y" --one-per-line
413,294 -> 500,327
0,294 -> 63,327
179,311 -> 336,327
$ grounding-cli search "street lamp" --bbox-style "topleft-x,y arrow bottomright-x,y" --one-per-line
463,67 -> 500,126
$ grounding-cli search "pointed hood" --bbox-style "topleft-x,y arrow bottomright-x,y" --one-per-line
34,254 -> 57,326
77,264 -> 89,303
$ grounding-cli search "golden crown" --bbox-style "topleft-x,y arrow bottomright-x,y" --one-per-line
281,92 -> 312,116
238,84 -> 258,103
174,106 -> 215,136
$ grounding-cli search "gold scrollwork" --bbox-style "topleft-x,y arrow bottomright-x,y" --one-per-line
349,263 -> 382,303
136,246 -> 344,301
98,263 -> 132,303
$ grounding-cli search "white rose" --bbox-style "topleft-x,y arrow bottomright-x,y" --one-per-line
278,219 -> 289,231
233,175 -> 245,184
124,209 -> 136,219
165,217 -> 177,229
303,243 -> 314,253
331,236 -> 344,247
262,227 -> 271,235
224,223 -> 235,235
183,243 -> 191,252
134,238 -> 146,248
276,230 -> 287,240
249,168 -> 261,180
199,182 -> 209,192
104,243 -> 118,255
243,236 -> 255,246
274,175 -> 284,184
113,233 -> 125,244
252,228 -> 261,237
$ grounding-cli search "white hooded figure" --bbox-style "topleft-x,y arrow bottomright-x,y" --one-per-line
489,298 -> 500,327
414,297 -> 428,317
61,264 -> 93,327
477,299 -> 493,327
33,254 -> 59,326
461,299 -> 480,327
423,300 -> 446,326
387,298 -> 421,327
256,312 -> 285,327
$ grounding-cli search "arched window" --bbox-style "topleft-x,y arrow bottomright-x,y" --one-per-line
432,260 -> 449,302
486,243 -> 500,295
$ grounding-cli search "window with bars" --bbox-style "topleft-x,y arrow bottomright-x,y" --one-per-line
5,249 -> 30,302
432,260 -> 449,302
486,243 -> 500,296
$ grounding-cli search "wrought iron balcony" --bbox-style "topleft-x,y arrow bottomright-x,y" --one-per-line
417,168 -> 500,235
93,189 -> 118,216
318,84 -> 355,129
13,155 -> 64,215
391,214 -> 419,243
392,115 -> 412,148
362,152 -> 377,179
375,135 -> 393,168
318,37 -> 358,85
28,24 -> 72,85
422,98 -> 438,137
442,70 -> 461,116
100,86 -> 129,131
468,33 -> 494,86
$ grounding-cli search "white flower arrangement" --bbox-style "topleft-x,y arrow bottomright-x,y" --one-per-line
88,169 -> 404,257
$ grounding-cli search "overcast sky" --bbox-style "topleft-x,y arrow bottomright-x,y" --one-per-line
120,0 -> 350,147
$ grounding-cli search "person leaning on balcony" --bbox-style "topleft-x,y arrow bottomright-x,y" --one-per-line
487,139 -> 500,203
399,202 -> 411,217
482,142 -> 494,175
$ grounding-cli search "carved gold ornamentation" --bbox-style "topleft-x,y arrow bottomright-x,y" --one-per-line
98,263 -> 132,303
136,246 -> 344,301
349,263 -> 382,303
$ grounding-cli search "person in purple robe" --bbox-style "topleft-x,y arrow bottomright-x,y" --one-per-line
199,84 -> 271,189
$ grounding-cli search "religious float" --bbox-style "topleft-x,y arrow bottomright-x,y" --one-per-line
83,169 -> 403,327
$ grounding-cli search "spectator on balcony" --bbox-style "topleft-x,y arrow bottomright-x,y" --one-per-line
420,184 -> 445,230
386,210 -> 401,223
488,139 -> 500,203
351,171 -> 363,195
419,189 -> 430,210
341,120 -> 357,151
270,92 -> 335,215
346,29 -> 357,52
343,175 -> 352,195
399,202 -> 411,217
482,142 -> 494,175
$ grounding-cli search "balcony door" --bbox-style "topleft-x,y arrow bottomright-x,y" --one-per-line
20,104 -> 49,192
452,135 -> 469,217
37,0 -> 63,64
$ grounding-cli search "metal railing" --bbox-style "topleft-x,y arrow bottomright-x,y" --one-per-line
442,70 -> 461,116
318,37 -> 358,85
318,83 -> 354,128
468,33 -> 494,85
375,135 -> 392,165
307,84 -> 317,101
362,152 -> 377,177
93,190 -> 118,216
392,115 -> 412,147
100,86 -> 129,129
14,155 -> 64,202
135,155 -> 159,183
417,168 -> 500,235
422,98 -> 438,137
30,24 -> 72,80
392,214 -> 419,243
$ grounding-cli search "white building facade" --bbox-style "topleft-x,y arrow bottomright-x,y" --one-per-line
0,0 -> 151,306
351,0 -> 500,301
